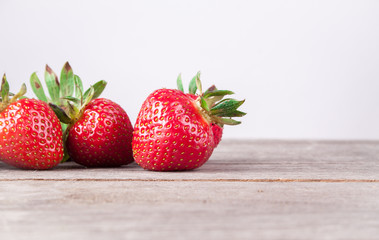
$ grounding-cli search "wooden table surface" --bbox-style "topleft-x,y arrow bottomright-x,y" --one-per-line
1,140 -> 379,240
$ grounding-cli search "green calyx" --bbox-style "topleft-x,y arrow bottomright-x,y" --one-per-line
177,71 -> 246,127
30,62 -> 107,126
0,74 -> 28,112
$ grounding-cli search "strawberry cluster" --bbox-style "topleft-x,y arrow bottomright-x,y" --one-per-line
0,63 -> 245,171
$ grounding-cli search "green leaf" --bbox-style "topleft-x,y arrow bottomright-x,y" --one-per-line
1,74 -> 9,103
45,65 -> 60,103
60,123 -> 67,133
30,72 -> 48,102
204,90 -> 234,99
60,152 -> 71,163
211,98 -> 243,109
195,72 -> 202,95
10,83 -> 27,103
48,103 -> 72,124
62,96 -> 81,105
60,62 -> 74,97
211,99 -> 245,116
60,128 -> 70,163
92,80 -> 107,99
203,86 -> 229,107
204,85 -> 217,95
83,89 -> 90,103
215,110 -> 246,117
200,96 -> 210,111
66,101 -> 80,118
83,80 -> 106,101
177,74 -> 184,92
83,86 -> 95,107
188,72 -> 199,95
74,75 -> 83,99
220,118 -> 241,125
205,96 -> 224,108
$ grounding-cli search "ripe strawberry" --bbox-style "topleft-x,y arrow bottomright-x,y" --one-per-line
211,123 -> 223,147
30,62 -> 134,167
0,74 -> 63,169
65,98 -> 134,167
133,72 -> 245,171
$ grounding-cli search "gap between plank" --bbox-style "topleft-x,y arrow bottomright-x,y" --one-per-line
0,178 -> 378,182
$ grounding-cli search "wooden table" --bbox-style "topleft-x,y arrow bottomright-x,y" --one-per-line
1,140 -> 378,240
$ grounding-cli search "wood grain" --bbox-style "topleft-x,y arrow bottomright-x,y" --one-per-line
1,140 -> 378,240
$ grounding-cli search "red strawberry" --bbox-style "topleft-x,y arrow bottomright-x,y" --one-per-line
66,98 -> 134,167
133,72 -> 245,171
211,123 -> 223,147
30,62 -> 134,167
0,74 -> 63,169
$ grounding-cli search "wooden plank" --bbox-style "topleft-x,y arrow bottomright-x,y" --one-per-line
0,140 -> 378,180
1,140 -> 378,240
1,181 -> 379,240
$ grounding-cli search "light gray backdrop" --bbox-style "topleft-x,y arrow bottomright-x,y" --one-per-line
1,0 -> 378,139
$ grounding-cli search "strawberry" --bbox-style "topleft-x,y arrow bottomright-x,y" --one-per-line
211,123 -> 223,147
0,74 -> 63,169
132,72 -> 245,171
65,98 -> 134,167
30,62 -> 134,167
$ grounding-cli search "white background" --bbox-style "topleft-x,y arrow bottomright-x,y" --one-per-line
1,0 -> 379,140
